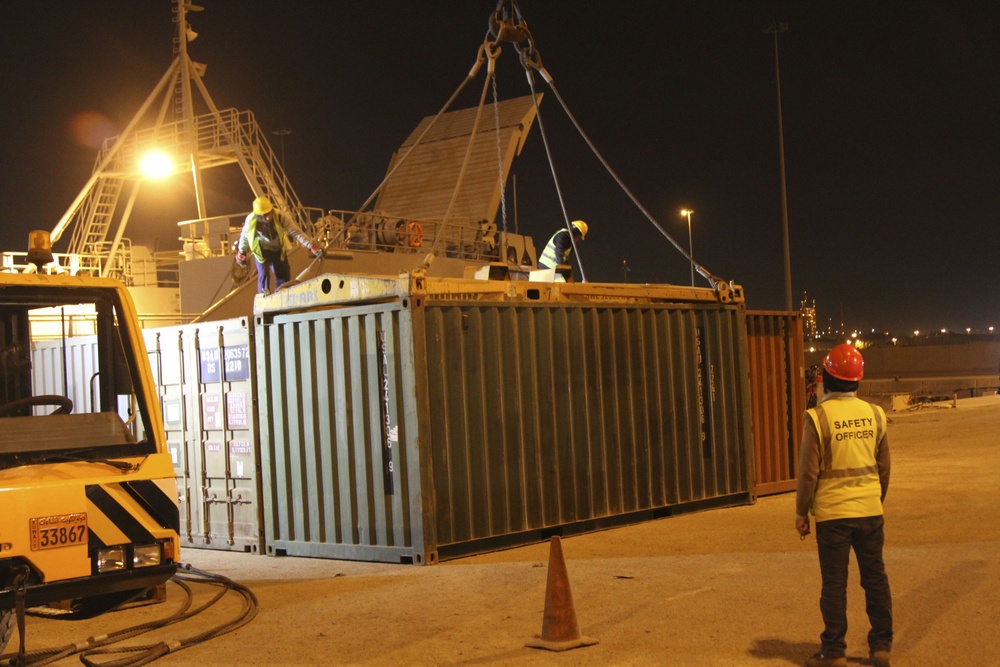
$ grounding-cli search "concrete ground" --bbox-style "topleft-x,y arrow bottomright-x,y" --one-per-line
7,396 -> 999,666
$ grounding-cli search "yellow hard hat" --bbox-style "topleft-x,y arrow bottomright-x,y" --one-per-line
253,196 -> 274,216
571,220 -> 588,239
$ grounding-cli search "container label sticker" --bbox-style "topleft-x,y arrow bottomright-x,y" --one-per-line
203,393 -> 223,430
199,345 -> 251,382
227,392 -> 248,429
377,329 -> 395,495
230,441 -> 252,456
163,398 -> 182,428
696,325 -> 714,459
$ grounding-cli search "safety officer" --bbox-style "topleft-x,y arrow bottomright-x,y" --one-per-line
796,344 -> 893,667
538,220 -> 587,270
235,196 -> 322,294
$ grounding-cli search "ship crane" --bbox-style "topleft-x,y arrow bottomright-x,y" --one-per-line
44,0 -> 312,295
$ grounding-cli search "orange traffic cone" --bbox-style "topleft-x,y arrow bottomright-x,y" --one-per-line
525,536 -> 598,651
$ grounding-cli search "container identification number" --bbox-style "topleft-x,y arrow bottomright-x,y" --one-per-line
30,513 -> 88,551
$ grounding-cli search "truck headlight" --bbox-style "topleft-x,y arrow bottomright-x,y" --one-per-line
96,546 -> 126,573
133,544 -> 162,568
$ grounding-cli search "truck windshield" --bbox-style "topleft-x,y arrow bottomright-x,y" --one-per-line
0,287 -> 156,469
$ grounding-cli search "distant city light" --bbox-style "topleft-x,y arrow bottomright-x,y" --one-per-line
914,330 -> 920,336
140,151 -> 172,179
966,328 -> 971,334
940,328 -> 947,334
892,337 -> 898,345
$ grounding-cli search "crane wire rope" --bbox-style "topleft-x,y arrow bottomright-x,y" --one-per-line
427,41 -> 501,257
518,56 -> 586,282
332,42 -> 492,260
494,0 -> 721,288
524,55 -> 716,285
214,51 -> 491,296
492,64 -> 509,239
488,0 -> 586,281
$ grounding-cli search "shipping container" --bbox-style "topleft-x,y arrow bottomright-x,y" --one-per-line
254,272 -> 756,564
745,311 -> 805,496
144,318 -> 262,553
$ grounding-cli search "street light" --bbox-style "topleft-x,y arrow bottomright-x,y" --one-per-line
680,209 -> 694,286
273,129 -> 291,167
764,21 -> 793,311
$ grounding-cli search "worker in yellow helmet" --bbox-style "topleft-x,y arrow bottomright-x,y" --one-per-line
235,196 -> 322,294
796,344 -> 893,667
537,220 -> 587,270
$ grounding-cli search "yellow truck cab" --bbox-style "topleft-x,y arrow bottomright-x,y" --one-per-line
0,270 -> 179,652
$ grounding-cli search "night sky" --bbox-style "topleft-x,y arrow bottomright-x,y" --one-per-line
3,1 -> 998,335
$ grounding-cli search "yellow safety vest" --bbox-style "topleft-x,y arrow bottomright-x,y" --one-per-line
244,212 -> 289,262
806,396 -> 887,522
539,229 -> 571,269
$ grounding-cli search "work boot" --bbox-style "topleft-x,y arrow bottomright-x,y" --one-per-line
870,649 -> 891,667
805,652 -> 847,667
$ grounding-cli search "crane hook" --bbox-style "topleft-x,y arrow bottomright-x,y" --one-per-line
488,0 -> 531,45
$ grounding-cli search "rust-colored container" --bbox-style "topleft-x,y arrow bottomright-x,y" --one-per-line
745,311 -> 805,496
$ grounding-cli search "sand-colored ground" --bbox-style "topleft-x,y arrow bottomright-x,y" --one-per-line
7,396 -> 999,666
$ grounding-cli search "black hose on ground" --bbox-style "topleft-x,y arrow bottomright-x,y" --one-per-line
0,564 -> 258,667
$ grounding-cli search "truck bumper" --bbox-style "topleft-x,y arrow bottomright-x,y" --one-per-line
0,562 -> 177,611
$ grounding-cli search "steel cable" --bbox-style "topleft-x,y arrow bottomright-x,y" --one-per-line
0,565 -> 258,667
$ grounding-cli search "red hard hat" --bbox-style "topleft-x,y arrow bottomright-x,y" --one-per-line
823,343 -> 864,381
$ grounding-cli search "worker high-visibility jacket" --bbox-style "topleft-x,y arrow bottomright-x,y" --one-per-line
237,211 -> 310,263
803,395 -> 888,522
538,229 -> 573,269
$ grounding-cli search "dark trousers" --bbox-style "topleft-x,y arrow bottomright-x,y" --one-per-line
815,516 -> 893,657
254,249 -> 291,294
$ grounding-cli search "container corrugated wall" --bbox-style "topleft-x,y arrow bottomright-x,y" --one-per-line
256,302 -> 426,563
421,301 -> 755,558
144,318 -> 262,553
256,277 -> 756,564
745,311 -> 805,496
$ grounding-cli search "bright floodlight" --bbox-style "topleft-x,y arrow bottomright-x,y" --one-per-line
140,151 -> 173,179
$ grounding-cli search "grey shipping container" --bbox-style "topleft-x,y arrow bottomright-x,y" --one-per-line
32,317 -> 263,553
144,318 -> 262,553
255,272 -> 756,564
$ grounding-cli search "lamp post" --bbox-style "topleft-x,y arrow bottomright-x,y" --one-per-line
764,21 -> 793,311
273,129 -> 291,167
680,209 -> 694,286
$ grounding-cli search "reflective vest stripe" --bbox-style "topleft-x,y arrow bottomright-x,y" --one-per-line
539,230 -> 568,269
819,465 -> 879,479
814,404 -> 834,470
806,397 -> 886,521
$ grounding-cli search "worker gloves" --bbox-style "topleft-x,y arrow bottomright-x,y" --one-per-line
310,244 -> 324,259
234,251 -> 247,268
